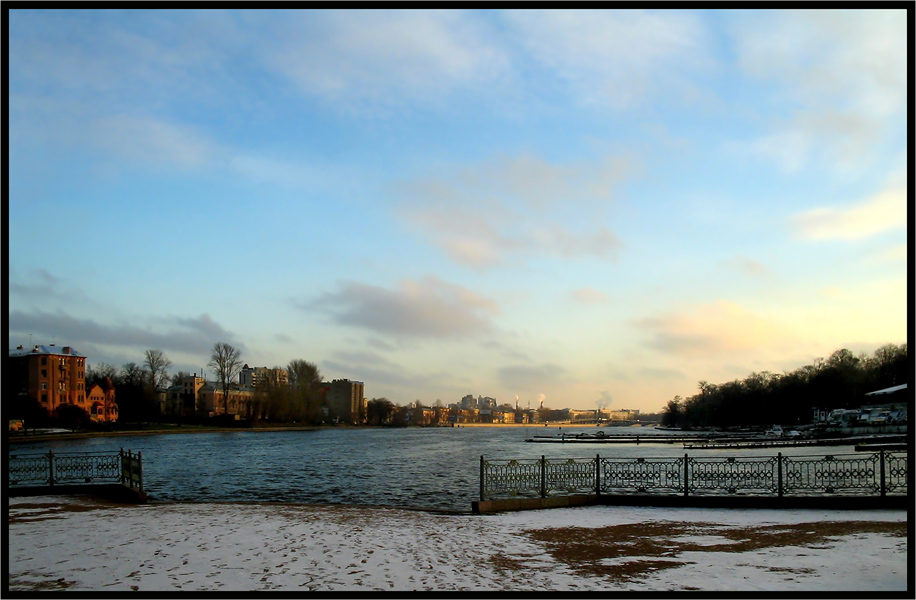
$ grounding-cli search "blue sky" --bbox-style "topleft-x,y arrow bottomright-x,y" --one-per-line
8,9 -> 909,412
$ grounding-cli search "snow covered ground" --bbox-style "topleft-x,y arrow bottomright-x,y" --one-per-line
8,495 -> 908,593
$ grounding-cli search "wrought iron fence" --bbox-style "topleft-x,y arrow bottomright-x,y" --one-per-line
8,448 -> 143,493
480,451 -> 908,501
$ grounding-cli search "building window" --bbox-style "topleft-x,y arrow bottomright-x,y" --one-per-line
41,393 -> 48,404
41,357 -> 47,365
41,382 -> 47,390
42,369 -> 47,377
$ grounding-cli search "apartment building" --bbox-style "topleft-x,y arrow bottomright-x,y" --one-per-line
197,383 -> 255,418
7,344 -> 116,421
163,373 -> 207,417
314,379 -> 365,424
239,364 -> 288,388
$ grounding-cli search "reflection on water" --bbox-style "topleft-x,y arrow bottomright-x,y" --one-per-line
9,426 -> 859,511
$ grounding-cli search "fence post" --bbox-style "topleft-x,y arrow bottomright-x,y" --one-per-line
540,455 -> 547,498
879,450 -> 886,497
479,456 -> 485,501
119,448 -> 125,485
777,452 -> 783,498
137,451 -> 144,494
48,450 -> 55,486
683,453 -> 689,497
595,454 -> 601,497
127,450 -> 134,490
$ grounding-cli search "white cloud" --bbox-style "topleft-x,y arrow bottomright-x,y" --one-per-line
397,154 -> 630,268
261,10 -> 508,112
792,178 -> 906,241
94,115 -> 215,168
504,9 -> 711,108
633,300 -> 792,358
733,9 -> 907,117
732,9 -> 907,172
304,276 -> 500,339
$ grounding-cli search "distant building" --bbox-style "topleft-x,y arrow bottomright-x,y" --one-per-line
239,364 -> 288,388
315,379 -> 365,424
8,344 -> 103,419
607,409 -> 640,421
164,373 -> 207,417
197,382 -> 255,418
86,377 -> 119,423
491,409 -> 515,424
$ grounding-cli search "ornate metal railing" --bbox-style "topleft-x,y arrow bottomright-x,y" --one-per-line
480,451 -> 907,501
8,448 -> 143,494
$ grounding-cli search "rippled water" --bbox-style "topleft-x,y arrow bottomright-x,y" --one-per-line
9,426 -> 859,511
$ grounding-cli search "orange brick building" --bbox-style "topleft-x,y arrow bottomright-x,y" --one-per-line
8,344 -> 118,422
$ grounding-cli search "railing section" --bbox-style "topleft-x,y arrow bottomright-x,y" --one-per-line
480,457 -> 543,499
600,456 -> 684,495
687,456 -> 779,496
480,451 -> 907,501
545,457 -> 597,496
782,453 -> 879,495
8,448 -> 141,491
884,452 -> 907,495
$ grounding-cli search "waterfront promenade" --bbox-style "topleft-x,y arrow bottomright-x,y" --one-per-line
8,495 -> 907,593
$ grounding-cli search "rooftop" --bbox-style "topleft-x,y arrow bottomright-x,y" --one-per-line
8,344 -> 86,358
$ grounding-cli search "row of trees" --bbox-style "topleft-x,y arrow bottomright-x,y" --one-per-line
661,343 -> 909,429
85,343 -> 327,425
86,349 -> 174,423
245,358 -> 323,423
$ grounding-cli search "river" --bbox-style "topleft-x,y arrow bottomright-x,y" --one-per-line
8,425 -> 863,511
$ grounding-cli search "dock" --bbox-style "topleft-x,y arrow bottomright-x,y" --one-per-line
526,433 -> 728,445
683,434 -> 907,450
525,433 -> 909,450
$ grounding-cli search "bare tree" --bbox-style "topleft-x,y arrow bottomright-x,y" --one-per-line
144,349 -> 173,391
209,342 -> 243,416
170,371 -> 190,386
86,362 -> 119,388
287,359 -> 322,423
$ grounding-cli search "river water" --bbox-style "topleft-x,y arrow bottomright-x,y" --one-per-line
9,426 -> 862,512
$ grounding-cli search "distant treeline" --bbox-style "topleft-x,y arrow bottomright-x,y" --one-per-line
661,343 -> 909,429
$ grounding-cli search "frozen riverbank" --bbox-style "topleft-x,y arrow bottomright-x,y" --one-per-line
8,495 -> 907,593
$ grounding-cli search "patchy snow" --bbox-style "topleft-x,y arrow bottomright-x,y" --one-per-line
8,496 -> 908,593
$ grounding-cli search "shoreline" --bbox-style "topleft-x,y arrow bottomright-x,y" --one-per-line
8,421 -> 661,444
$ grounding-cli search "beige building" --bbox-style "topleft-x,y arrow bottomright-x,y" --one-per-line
197,383 -> 255,418
164,374 -> 207,417
239,365 -> 288,388
607,409 -> 640,421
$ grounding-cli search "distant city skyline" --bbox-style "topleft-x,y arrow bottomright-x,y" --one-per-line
8,9 -> 908,412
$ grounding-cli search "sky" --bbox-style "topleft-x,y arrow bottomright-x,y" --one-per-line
7,9 -> 909,413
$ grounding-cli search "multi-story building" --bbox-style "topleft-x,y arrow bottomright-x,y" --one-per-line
607,409 -> 640,421
239,365 -> 288,388
8,344 -> 100,419
316,379 -> 365,424
197,383 -> 256,418
164,373 -> 207,417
